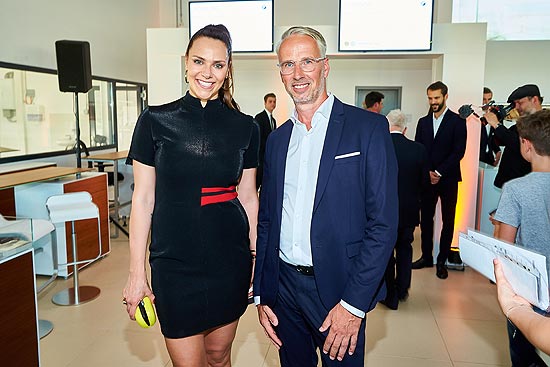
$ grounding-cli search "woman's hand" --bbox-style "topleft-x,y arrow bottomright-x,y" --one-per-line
123,273 -> 155,320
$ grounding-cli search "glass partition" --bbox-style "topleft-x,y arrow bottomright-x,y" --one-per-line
0,63 -> 146,162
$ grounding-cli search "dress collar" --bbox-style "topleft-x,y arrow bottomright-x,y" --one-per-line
183,91 -> 224,110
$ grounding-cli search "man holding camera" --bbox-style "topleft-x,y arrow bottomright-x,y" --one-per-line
485,84 -> 542,188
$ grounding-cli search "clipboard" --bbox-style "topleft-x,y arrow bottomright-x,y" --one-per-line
459,229 -> 549,311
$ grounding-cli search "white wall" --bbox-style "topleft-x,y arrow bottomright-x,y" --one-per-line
0,0 -> 160,83
485,40 -> 550,103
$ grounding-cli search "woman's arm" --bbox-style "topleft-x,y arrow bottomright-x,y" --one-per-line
494,259 -> 550,355
123,160 -> 156,319
238,168 -> 259,253
238,168 -> 259,296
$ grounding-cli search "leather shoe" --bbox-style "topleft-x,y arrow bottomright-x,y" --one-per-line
412,258 -> 433,269
398,291 -> 409,302
436,263 -> 448,279
379,298 -> 398,310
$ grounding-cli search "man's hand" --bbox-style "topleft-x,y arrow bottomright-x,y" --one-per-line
429,171 -> 440,185
484,111 -> 500,129
257,305 -> 282,349
319,303 -> 362,361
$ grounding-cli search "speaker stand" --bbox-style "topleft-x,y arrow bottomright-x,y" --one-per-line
74,92 -> 82,169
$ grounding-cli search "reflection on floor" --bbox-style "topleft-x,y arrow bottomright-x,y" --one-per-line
38,228 -> 513,367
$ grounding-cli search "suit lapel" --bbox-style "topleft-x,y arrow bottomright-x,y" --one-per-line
434,111 -> 451,142
275,121 -> 293,220
313,98 -> 345,214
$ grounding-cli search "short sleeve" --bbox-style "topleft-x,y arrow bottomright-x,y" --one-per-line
494,183 -> 521,228
243,120 -> 260,169
126,109 -> 156,167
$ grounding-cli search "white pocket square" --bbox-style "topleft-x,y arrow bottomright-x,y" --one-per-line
334,151 -> 360,160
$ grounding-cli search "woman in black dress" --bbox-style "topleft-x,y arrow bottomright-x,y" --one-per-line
123,24 -> 259,366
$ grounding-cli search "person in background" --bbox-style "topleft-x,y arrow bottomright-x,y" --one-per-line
123,24 -> 259,367
380,109 -> 429,310
412,81 -> 467,280
492,109 -> 550,367
485,84 -> 541,188
254,26 -> 398,366
479,87 -> 501,166
255,93 -> 277,189
363,91 -> 385,114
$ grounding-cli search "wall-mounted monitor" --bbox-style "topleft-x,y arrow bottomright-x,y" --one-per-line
189,0 -> 274,53
339,0 -> 434,52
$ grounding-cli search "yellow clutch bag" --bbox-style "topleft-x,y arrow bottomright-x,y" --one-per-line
135,296 -> 156,328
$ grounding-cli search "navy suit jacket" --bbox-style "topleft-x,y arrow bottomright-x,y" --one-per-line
414,109 -> 467,184
254,97 -> 398,313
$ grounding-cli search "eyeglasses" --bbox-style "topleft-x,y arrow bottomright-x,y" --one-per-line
277,57 -> 326,75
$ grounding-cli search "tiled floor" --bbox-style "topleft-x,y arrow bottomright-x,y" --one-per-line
38,228 -> 514,367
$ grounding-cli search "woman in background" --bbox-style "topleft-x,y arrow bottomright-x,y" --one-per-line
123,24 -> 259,366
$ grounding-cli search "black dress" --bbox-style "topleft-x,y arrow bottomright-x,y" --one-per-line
127,92 -> 259,338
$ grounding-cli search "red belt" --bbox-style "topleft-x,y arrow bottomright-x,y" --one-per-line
200,186 -> 237,206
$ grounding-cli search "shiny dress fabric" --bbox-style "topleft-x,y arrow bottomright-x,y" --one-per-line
127,92 -> 259,338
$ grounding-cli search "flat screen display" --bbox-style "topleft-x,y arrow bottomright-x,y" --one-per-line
339,0 -> 434,52
189,0 -> 274,53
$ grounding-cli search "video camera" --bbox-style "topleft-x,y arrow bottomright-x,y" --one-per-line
458,101 -> 515,124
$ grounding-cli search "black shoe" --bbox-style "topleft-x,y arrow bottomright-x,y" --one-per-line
436,264 -> 448,279
412,258 -> 433,269
379,299 -> 398,310
398,291 -> 409,302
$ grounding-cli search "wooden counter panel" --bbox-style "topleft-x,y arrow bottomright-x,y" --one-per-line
63,174 -> 110,269
0,187 -> 16,216
0,251 -> 39,366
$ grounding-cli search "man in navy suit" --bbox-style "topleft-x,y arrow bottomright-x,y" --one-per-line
253,26 -> 398,366
412,81 -> 467,279
380,109 -> 429,310
255,93 -> 277,189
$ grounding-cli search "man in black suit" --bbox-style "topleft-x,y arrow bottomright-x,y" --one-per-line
254,93 -> 277,189
412,81 -> 467,279
479,87 -> 501,166
381,109 -> 429,310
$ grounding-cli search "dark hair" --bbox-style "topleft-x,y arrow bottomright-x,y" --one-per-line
427,81 -> 448,96
264,93 -> 276,103
185,24 -> 239,110
516,109 -> 550,156
364,91 -> 384,108
483,87 -> 492,95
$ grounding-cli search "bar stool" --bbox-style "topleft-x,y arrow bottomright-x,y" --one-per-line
46,192 -> 102,306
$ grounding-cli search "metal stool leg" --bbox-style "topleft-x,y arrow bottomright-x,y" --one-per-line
38,230 -> 58,337
52,221 -> 100,306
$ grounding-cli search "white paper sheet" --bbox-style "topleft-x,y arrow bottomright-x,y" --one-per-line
459,229 -> 549,311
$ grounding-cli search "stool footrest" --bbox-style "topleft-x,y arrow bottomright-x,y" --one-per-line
52,286 -> 100,306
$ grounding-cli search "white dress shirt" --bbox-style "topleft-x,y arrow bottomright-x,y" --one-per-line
432,107 -> 448,137
279,94 -> 334,266
432,107 -> 448,177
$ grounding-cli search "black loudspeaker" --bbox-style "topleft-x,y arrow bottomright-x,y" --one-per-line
55,40 -> 92,93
